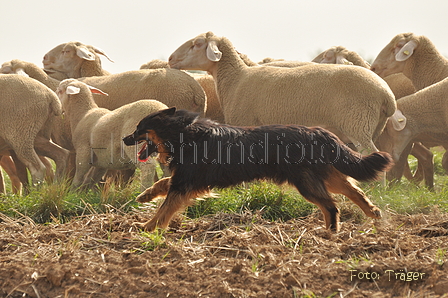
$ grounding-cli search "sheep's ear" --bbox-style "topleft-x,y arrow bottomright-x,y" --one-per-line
15,68 -> 29,77
92,46 -> 114,62
87,85 -> 108,96
206,41 -> 222,62
395,40 -> 417,62
66,85 -> 81,95
76,46 -> 96,61
390,110 -> 407,131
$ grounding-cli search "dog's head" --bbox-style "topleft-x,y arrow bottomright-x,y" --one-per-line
123,107 -> 199,162
122,108 -> 174,162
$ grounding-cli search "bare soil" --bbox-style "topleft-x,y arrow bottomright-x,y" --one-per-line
1,205 -> 448,298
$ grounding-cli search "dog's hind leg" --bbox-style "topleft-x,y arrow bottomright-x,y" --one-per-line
325,167 -> 382,219
137,188 -> 196,232
136,177 -> 171,203
291,175 -> 340,232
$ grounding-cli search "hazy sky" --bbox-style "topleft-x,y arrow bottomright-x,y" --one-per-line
2,1 -> 448,74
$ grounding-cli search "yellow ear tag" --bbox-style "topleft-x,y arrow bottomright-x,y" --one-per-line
398,118 -> 405,122
403,50 -> 410,55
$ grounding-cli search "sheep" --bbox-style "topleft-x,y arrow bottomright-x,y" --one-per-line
371,33 -> 448,181
371,33 -> 448,91
310,45 -> 427,184
0,74 -> 69,186
312,46 -> 368,67
168,32 -> 396,154
43,41 -> 113,79
1,60 -> 205,185
376,76 -> 448,190
140,59 -> 171,70
261,60 -> 313,68
0,60 -> 206,114
140,59 -> 225,123
57,79 -> 168,190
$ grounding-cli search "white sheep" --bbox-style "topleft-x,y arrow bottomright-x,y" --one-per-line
0,74 -> 69,186
43,41 -> 113,79
312,46 -> 367,67
168,32 -> 396,154
311,45 -> 427,184
140,59 -> 225,123
371,32 -> 448,91
57,79 -> 168,190
376,76 -> 448,190
371,33 -> 448,180
0,60 -> 206,114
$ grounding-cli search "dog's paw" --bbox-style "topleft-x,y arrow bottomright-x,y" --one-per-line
133,221 -> 154,231
369,207 -> 382,219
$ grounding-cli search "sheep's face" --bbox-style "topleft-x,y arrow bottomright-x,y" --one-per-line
44,42 -> 94,77
169,32 -> 220,72
371,33 -> 418,78
376,116 -> 413,163
0,61 -> 13,74
43,43 -> 66,70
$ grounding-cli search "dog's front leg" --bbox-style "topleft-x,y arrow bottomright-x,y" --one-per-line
136,177 -> 171,203
137,189 -> 193,232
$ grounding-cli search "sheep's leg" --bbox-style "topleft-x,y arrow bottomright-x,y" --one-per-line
39,156 -> 55,183
136,189 -> 195,232
0,156 -> 22,194
159,162 -> 171,178
409,143 -> 434,190
12,147 -> 46,186
10,152 -> 30,193
82,167 -> 107,190
71,149 -> 93,190
325,168 -> 382,219
442,148 -> 448,174
290,175 -> 340,232
138,159 -> 157,191
136,177 -> 171,203
34,136 -> 70,182
0,157 -> 5,195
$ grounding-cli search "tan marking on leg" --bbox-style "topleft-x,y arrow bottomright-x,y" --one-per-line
137,189 -> 207,232
325,167 -> 381,219
136,177 -> 171,203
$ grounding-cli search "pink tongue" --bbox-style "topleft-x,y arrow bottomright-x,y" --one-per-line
137,143 -> 151,162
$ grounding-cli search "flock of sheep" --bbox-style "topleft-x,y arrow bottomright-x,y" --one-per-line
0,31 -> 446,196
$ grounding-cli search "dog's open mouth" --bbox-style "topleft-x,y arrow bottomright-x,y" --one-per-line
137,141 -> 151,162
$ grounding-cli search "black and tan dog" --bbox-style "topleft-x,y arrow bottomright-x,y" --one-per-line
123,107 -> 393,232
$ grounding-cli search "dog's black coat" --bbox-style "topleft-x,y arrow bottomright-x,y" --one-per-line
124,108 -> 391,191
123,107 -> 393,231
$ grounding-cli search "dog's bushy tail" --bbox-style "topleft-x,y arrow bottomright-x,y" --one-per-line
332,149 -> 393,182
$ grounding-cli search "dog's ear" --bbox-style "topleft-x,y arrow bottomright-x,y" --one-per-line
159,107 -> 176,117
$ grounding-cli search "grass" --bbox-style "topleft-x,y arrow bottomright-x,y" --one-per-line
1,149 -> 448,225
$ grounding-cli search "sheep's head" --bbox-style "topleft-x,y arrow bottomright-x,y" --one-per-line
0,60 -> 28,75
376,109 -> 412,163
313,46 -> 351,65
43,41 -> 113,78
169,32 -> 222,72
57,79 -> 108,111
371,33 -> 419,78
312,46 -> 370,68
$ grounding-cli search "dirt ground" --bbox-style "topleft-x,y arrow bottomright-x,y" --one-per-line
1,203 -> 448,298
